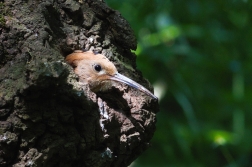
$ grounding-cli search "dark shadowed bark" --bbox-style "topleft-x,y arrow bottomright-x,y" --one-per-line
0,0 -> 158,166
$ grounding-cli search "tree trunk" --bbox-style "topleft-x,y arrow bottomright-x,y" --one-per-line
0,0 -> 158,167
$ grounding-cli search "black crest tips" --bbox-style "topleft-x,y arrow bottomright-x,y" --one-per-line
92,50 -> 100,55
81,48 -> 89,52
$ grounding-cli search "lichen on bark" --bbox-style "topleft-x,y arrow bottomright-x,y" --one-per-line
0,0 -> 158,167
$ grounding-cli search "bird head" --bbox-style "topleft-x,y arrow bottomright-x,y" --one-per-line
65,50 -> 157,100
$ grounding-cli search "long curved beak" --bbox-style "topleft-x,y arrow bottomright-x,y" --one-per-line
109,73 -> 158,100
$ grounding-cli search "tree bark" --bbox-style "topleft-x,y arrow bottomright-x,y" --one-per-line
0,0 -> 158,167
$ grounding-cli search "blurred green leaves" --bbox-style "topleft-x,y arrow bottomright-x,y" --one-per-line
106,0 -> 252,166
139,25 -> 180,48
208,130 -> 234,146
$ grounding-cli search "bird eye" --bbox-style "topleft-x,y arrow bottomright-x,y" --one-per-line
94,64 -> 102,72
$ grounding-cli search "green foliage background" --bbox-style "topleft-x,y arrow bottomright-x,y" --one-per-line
106,0 -> 252,166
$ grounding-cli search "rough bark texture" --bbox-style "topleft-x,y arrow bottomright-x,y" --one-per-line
0,0 -> 158,167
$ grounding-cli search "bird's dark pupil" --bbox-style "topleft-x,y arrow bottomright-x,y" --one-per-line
94,64 -> 102,72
